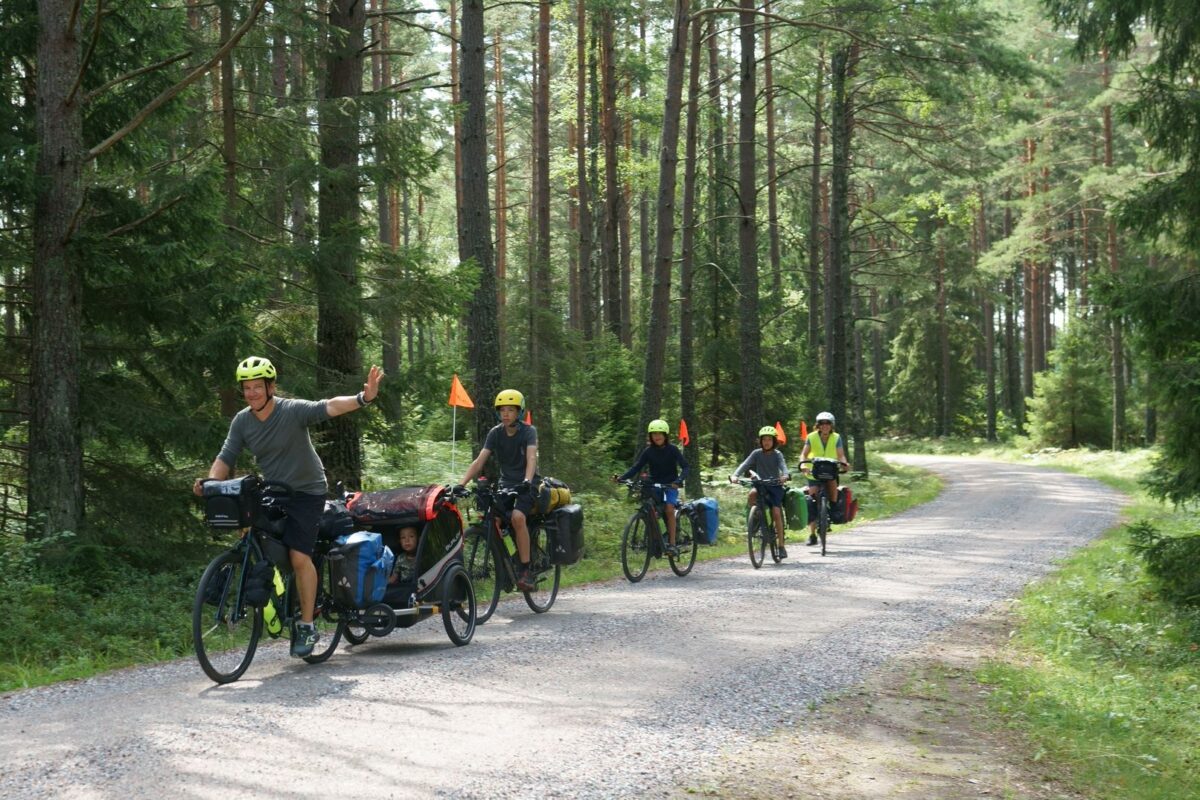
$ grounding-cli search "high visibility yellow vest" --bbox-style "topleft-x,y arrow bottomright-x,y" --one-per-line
807,430 -> 841,459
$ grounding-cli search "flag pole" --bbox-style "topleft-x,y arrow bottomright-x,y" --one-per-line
451,405 -> 458,476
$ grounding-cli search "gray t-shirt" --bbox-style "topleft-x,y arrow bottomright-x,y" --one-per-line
732,448 -> 790,481
216,397 -> 331,495
482,422 -> 538,485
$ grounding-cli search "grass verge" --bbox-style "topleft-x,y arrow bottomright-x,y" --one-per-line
954,448 -> 1200,800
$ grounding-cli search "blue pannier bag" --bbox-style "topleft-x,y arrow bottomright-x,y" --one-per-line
693,497 -> 719,544
329,531 -> 395,608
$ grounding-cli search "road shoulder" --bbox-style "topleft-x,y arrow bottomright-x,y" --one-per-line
681,604 -> 1086,800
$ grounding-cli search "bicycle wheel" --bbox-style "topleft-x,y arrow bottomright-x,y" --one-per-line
524,524 -> 561,613
465,526 -> 501,624
747,507 -> 766,569
621,511 -> 653,583
669,510 -> 699,577
818,497 -> 830,556
193,550 -> 262,684
441,563 -> 477,645
342,622 -> 370,645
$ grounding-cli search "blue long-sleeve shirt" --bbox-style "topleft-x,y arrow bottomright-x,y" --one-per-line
619,443 -> 689,485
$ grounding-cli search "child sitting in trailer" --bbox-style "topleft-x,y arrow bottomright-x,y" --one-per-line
388,525 -> 420,585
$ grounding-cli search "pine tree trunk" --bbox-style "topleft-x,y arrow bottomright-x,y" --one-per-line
494,30 -> 508,348
316,0 -> 366,487
638,16 -> 652,336
679,12 -> 703,498
737,0 -> 764,444
936,218 -> 949,437
29,0 -> 85,539
1103,56 -> 1125,450
707,20 -> 727,467
532,0 -> 555,467
599,13 -> 623,340
459,0 -> 503,449
980,195 -> 997,440
450,0 -> 463,236
808,44 -> 824,354
764,6 -> 781,298
826,45 -> 854,428
638,0 -> 689,439
576,0 -> 595,340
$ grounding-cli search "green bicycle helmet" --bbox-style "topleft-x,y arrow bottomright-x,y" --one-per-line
758,425 -> 777,438
647,419 -> 670,434
236,356 -> 276,383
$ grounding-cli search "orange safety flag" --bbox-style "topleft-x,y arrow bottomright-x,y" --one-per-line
774,421 -> 788,445
524,410 -> 533,425
800,420 -> 808,440
448,374 -> 475,408
678,419 -> 691,446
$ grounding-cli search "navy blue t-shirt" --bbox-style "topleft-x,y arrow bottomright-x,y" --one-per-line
619,443 -> 689,485
482,421 -> 538,485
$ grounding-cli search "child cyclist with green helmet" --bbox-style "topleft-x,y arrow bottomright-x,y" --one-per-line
614,419 -> 690,556
730,426 -> 792,558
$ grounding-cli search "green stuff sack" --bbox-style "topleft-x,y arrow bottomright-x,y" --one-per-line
784,487 -> 808,530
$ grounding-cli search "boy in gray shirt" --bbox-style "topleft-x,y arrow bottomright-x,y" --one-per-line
730,426 -> 792,558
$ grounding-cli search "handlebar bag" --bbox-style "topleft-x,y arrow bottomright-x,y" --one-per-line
328,531 -> 395,608
348,484 -> 445,526
202,475 -> 262,528
811,459 -> 840,482
693,497 -> 719,544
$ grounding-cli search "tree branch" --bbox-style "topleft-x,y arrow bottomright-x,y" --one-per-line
85,50 -> 193,104
87,0 -> 268,161
67,0 -> 104,107
103,196 -> 186,238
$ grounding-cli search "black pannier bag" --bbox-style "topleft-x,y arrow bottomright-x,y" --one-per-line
317,499 -> 355,541
811,459 -> 840,482
242,559 -> 276,607
347,484 -> 445,527
202,475 -> 262,528
546,503 -> 584,565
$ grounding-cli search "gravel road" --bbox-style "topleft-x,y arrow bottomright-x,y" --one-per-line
0,456 -> 1124,799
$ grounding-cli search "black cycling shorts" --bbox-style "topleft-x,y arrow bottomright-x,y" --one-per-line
277,492 -> 325,557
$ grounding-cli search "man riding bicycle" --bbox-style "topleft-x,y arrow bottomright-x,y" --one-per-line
458,389 -> 539,592
730,426 -> 791,558
193,356 -> 383,657
798,411 -> 849,546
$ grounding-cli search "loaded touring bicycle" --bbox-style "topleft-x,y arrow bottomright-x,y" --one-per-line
193,477 -> 476,684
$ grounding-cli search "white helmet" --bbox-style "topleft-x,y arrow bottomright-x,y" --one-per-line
816,411 -> 835,425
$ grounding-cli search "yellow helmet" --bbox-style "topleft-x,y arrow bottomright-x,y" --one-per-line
494,389 -> 525,412
758,425 -> 777,439
647,419 -> 670,434
236,356 -> 276,383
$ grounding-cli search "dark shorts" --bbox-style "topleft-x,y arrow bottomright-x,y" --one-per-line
499,483 -> 536,518
759,484 -> 785,509
276,492 -> 325,557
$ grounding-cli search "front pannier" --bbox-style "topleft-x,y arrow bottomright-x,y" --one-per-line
348,484 -> 445,527
546,503 -> 584,565
328,531 -> 395,608
784,487 -> 809,530
317,499 -> 355,541
202,475 -> 262,528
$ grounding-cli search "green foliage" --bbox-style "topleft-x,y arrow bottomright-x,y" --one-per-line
1026,316 -> 1112,448
1127,520 -> 1200,606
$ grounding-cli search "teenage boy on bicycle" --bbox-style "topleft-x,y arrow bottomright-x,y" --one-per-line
458,389 -> 539,592
798,410 -> 849,546
193,356 -> 383,657
613,419 -> 690,556
729,426 -> 792,558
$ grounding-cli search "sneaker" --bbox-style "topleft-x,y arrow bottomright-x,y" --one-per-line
778,545 -> 788,559
516,568 -> 537,593
807,533 -> 818,546
291,622 -> 319,658
664,543 -> 680,558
